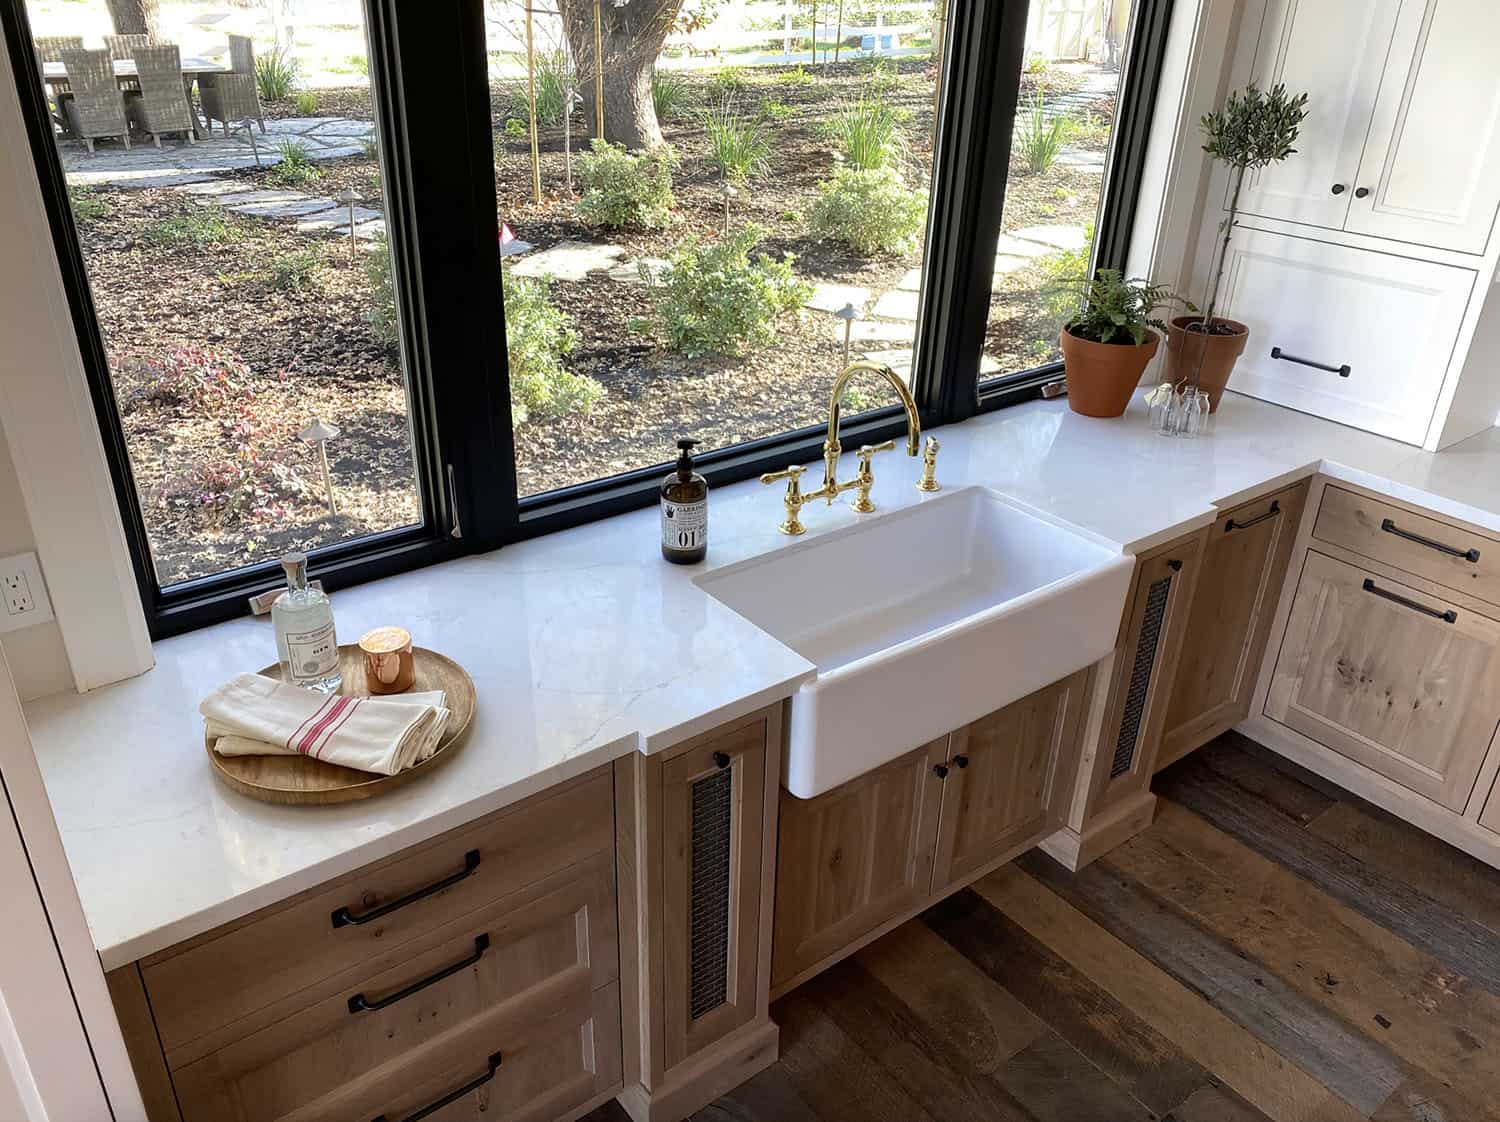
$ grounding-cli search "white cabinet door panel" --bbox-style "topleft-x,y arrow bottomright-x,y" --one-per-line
1235,0 -> 1401,228
1345,0 -> 1500,254
1219,228 -> 1473,444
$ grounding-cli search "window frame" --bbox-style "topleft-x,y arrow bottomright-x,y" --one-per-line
2,0 -> 1173,638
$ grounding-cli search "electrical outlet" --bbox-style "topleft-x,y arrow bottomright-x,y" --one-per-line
0,553 -> 54,633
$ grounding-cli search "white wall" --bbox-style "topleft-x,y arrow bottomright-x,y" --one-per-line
0,430 -> 73,702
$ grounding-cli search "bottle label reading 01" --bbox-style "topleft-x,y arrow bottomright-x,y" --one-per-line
662,499 -> 707,550
285,620 -> 338,682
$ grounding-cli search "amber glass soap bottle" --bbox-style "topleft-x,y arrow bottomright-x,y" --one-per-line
660,438 -> 707,564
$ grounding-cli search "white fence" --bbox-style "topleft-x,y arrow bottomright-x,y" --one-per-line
661,1 -> 937,63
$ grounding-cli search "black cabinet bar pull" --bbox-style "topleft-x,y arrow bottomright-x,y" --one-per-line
1380,517 -> 1481,563
332,850 -> 481,928
1225,500 -> 1281,533
370,1052 -> 502,1122
1354,186 -> 1370,198
1167,558 -> 1183,572
1270,346 -> 1351,378
1331,183 -> 1346,194
1362,578 -> 1456,623
712,751 -> 731,769
933,763 -> 949,779
952,755 -> 969,769
348,934 -> 489,1014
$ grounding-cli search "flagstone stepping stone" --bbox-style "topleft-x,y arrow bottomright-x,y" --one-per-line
850,319 -> 914,343
981,354 -> 1002,374
604,257 -> 670,284
309,145 -> 368,160
871,289 -> 920,321
803,281 -> 871,314
896,268 -> 922,292
992,254 -> 1032,275
295,206 -> 383,233
510,240 -> 626,281
311,119 -> 378,137
1010,224 -> 1089,251
110,172 -> 213,189
191,187 -> 303,208
176,178 -> 258,197
1057,148 -> 1106,173
995,233 -> 1053,259
859,348 -> 914,381
230,196 -> 339,219
352,218 -> 386,241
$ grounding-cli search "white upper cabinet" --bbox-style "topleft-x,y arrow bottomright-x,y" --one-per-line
1234,0 -> 1500,255
1237,0 -> 1400,229
1344,0 -> 1500,253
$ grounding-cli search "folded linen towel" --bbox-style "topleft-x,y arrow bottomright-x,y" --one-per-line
202,672 -> 451,776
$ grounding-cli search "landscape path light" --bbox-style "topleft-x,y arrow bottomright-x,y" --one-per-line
299,417 -> 341,515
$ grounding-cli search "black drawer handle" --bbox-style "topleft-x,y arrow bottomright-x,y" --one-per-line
933,763 -> 949,779
348,934 -> 489,1014
371,1052 -> 502,1122
332,850 -> 481,929
1270,346 -> 1350,378
1354,186 -> 1370,198
1362,578 -> 1456,623
712,751 -> 731,769
1380,517 -> 1481,563
952,754 -> 969,769
1331,183 -> 1346,194
1225,500 -> 1281,533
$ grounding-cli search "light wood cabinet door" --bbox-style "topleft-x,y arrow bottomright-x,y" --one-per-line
659,718 -> 766,1071
1159,482 -> 1308,770
1481,777 -> 1500,834
771,740 -> 946,992
1236,0 -> 1401,227
1267,551 -> 1500,810
1344,0 -> 1500,253
931,669 -> 1089,893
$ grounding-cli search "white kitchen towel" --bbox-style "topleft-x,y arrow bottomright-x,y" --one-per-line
202,673 -> 450,776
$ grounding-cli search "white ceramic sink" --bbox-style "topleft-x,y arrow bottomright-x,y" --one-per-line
696,487 -> 1133,797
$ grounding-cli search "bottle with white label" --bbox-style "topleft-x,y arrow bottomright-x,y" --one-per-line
660,438 -> 707,565
271,552 -> 343,693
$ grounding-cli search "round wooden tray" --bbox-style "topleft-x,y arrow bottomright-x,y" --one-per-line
206,645 -> 475,806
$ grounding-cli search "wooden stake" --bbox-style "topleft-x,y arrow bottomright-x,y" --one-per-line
594,0 -> 605,142
526,4 -> 541,203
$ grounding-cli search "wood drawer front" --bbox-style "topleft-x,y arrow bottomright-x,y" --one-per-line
171,853 -> 619,1121
145,767 -> 614,1055
1267,551 -> 1500,810
1314,485 -> 1498,607
1482,777 -> 1500,835
1218,227 -> 1473,445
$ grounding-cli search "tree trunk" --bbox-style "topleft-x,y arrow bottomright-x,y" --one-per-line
558,0 -> 682,150
105,0 -> 159,38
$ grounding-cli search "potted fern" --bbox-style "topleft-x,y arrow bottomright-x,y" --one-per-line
1166,82 -> 1309,410
1054,269 -> 1191,418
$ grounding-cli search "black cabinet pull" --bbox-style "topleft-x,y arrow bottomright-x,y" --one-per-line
1380,517 -> 1481,563
1331,183 -> 1346,194
1354,186 -> 1370,198
712,751 -> 731,769
1167,558 -> 1183,572
1225,500 -> 1281,533
332,850 -> 481,929
933,763 -> 949,779
371,1052 -> 502,1122
952,755 -> 969,769
348,934 -> 489,1014
1270,346 -> 1351,378
1362,578 -> 1456,623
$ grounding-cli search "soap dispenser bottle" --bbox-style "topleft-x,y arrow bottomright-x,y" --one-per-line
661,438 -> 708,564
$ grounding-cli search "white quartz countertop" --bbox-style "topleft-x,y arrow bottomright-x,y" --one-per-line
24,391 -> 1500,968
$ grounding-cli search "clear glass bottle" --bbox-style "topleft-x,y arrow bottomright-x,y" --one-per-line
660,438 -> 707,564
272,552 -> 342,693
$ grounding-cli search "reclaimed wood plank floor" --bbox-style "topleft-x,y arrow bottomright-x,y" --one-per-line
586,731 -> 1500,1122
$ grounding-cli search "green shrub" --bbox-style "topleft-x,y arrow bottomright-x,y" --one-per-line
704,99 -> 770,184
365,236 -> 399,346
123,343 -> 251,413
145,210 -> 236,248
532,51 -> 571,126
1040,225 -> 1095,321
264,247 -> 322,293
68,185 -> 109,222
1018,89 -> 1069,174
709,65 -> 747,95
255,48 -> 298,101
758,96 -> 794,122
269,139 -> 321,186
502,270 -> 600,428
294,89 -> 319,115
822,93 -> 904,170
651,69 -> 693,121
578,139 -> 677,229
504,117 -> 527,139
858,57 -> 900,96
346,53 -> 368,76
651,225 -> 812,358
809,165 -> 927,256
777,64 -> 815,86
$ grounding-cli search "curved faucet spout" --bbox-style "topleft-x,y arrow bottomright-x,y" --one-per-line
826,361 -> 922,463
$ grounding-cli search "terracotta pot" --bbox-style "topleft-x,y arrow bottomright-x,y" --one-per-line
1164,315 -> 1249,412
1059,326 -> 1161,418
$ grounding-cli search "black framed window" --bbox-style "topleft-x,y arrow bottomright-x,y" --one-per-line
2,0 -> 1170,637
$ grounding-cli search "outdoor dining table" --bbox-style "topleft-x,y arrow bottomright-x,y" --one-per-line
41,56 -> 229,140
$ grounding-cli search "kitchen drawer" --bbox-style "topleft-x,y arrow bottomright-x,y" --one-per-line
1218,228 -> 1474,444
1313,485 -> 1499,607
171,851 -> 619,1120
144,766 -> 614,1055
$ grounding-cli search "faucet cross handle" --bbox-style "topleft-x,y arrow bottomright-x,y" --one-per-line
759,464 -> 808,536
851,441 -> 896,514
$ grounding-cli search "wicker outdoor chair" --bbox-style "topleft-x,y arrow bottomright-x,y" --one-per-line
59,48 -> 129,153
33,35 -> 82,63
198,34 -> 264,135
126,45 -> 195,147
104,34 -> 152,61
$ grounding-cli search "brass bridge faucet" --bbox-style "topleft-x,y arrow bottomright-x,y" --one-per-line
759,361 -> 937,536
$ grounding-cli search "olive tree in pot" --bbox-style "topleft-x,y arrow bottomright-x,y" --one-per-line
1055,269 -> 1191,418
1166,83 -> 1308,411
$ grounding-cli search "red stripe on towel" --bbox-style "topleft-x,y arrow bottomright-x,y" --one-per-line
309,696 -> 362,760
296,695 -> 350,756
286,694 -> 336,752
